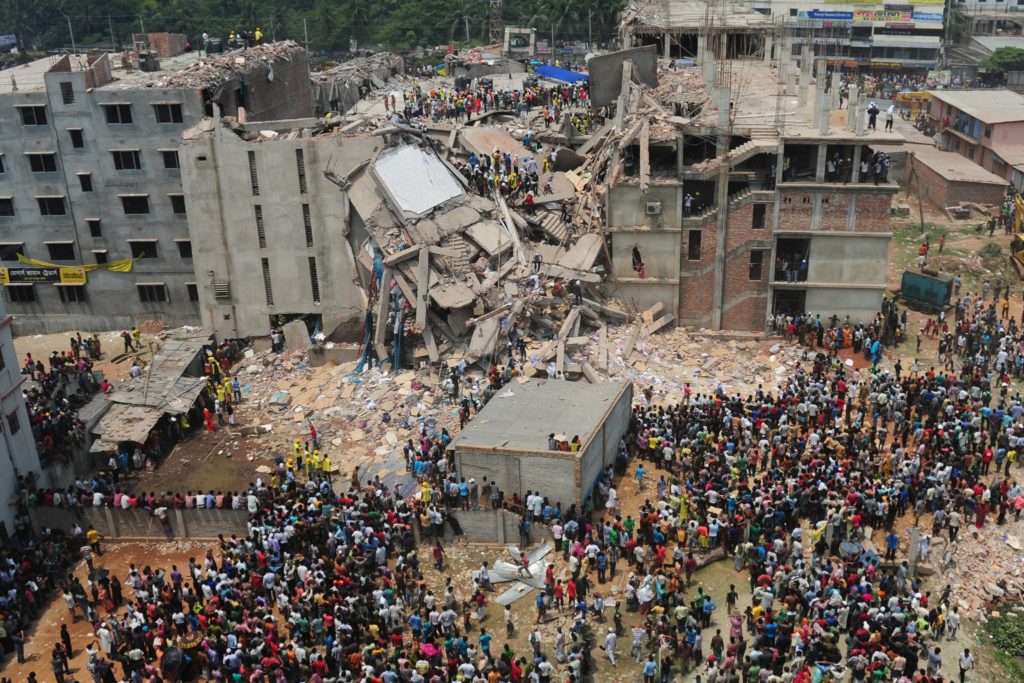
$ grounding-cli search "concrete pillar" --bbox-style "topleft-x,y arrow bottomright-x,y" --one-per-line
847,194 -> 858,231
664,33 -> 671,58
813,80 -> 824,130
855,92 -> 866,136
815,142 -> 827,182
711,84 -> 731,330
830,71 -> 841,109
798,45 -> 811,109
697,34 -> 707,65
785,40 -> 797,97
771,141 -> 785,232
850,144 -> 862,183
104,507 -> 118,539
763,34 -> 774,64
846,84 -> 859,131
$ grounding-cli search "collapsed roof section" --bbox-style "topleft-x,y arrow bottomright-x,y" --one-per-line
332,123 -> 625,373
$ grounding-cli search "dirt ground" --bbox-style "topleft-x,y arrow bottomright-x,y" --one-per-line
13,329 -> 164,383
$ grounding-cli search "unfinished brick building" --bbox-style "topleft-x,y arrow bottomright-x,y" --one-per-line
600,3 -> 903,331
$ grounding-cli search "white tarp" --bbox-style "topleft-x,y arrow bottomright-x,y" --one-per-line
373,146 -> 464,215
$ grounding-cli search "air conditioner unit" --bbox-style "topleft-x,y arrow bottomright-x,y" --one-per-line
645,200 -> 662,215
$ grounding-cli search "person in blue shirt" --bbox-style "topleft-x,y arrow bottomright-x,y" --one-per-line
885,530 -> 899,561
479,628 -> 493,656
642,655 -> 658,683
635,464 -> 645,490
459,478 -> 470,510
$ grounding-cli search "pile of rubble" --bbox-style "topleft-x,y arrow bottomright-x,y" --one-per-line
943,525 -> 1024,623
153,41 -> 306,89
311,52 -> 406,116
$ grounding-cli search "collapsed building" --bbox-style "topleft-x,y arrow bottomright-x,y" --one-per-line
184,0 -> 904,376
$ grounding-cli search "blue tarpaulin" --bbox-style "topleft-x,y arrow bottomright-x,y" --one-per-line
535,65 -> 589,84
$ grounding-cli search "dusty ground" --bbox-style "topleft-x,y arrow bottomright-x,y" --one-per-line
13,329 -> 164,384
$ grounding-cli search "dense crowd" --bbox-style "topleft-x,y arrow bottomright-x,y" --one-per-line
7,283 -> 1024,683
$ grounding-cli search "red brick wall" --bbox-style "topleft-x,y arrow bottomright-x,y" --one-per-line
677,205 -> 772,330
778,191 -> 814,230
819,192 -> 851,231
854,193 -> 894,232
911,157 -> 1007,209
679,221 -> 716,327
723,293 -> 769,330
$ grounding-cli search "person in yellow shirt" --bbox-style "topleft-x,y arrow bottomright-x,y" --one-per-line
421,481 -> 431,504
310,450 -> 322,478
86,526 -> 102,555
321,454 -> 332,484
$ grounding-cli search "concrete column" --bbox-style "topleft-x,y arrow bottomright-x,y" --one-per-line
798,46 -> 811,108
815,143 -> 827,182
847,194 -> 858,231
771,141 -> 785,232
711,84 -> 731,330
664,33 -> 671,58
104,507 -> 118,539
855,92 -> 866,136
813,81 -> 824,130
830,71 -> 841,109
850,144 -> 862,183
697,34 -> 707,65
811,194 -> 823,230
846,84 -> 859,131
785,41 -> 797,97
763,34 -> 774,64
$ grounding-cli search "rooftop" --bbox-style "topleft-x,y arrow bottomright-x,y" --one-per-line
928,89 -> 1024,125
912,146 -> 1010,185
972,35 -> 1024,53
623,0 -> 774,32
451,380 -> 630,454
0,41 -> 304,94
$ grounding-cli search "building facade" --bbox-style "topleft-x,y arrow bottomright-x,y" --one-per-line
180,118 -> 373,339
928,89 -> 1024,183
0,298 -> 43,536
0,42 -> 312,334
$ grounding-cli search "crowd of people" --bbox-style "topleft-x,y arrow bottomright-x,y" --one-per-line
6,281 -> 1024,683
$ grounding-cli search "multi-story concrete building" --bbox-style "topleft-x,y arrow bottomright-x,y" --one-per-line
0,39 -> 312,334
612,8 -> 902,329
180,117 -> 373,339
0,297 -> 43,536
622,0 -> 943,74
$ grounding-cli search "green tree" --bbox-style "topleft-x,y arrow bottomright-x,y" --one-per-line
983,46 -> 1024,80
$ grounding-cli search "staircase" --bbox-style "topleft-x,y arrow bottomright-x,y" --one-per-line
441,233 -> 472,274
683,134 -> 778,180
536,210 -> 569,243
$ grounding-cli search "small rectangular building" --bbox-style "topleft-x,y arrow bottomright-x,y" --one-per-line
907,146 -> 1009,209
451,380 -> 632,509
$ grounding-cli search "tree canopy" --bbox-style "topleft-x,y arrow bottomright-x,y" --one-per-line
0,0 -> 626,55
982,46 -> 1024,79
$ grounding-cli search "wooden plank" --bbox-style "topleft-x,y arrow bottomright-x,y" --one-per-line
416,247 -> 430,329
642,313 -> 675,336
557,308 -> 580,340
384,246 -> 422,266
422,324 -> 440,363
